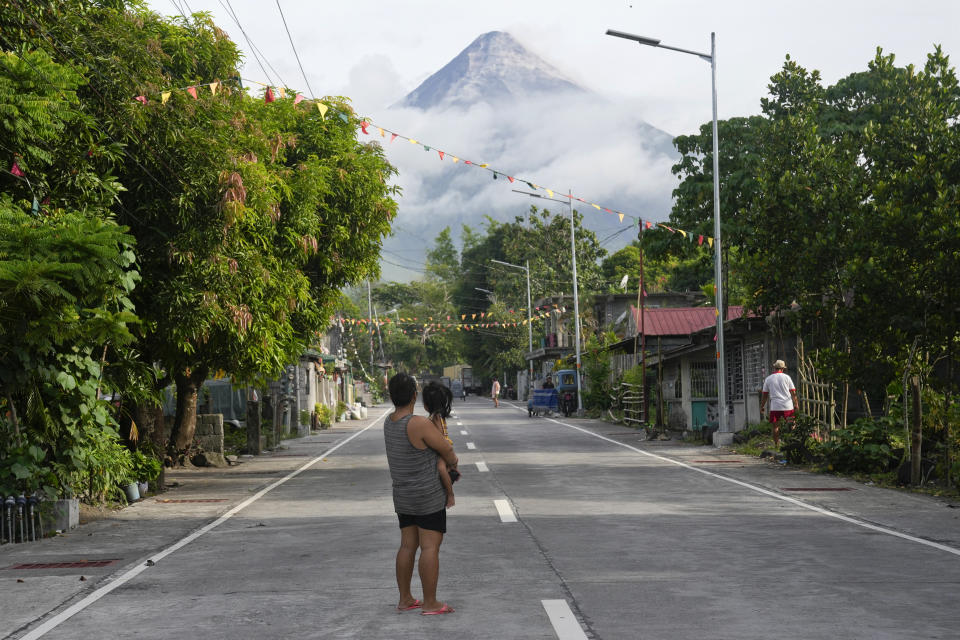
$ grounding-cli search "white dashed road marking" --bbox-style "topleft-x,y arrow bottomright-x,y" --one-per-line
466,442 -> 476,450
542,600 -> 588,640
476,461 -> 489,472
494,499 -> 517,523
460,430 -> 468,435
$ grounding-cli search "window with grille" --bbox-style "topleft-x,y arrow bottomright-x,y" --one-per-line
690,362 -> 717,398
744,341 -> 765,393
725,341 -> 744,401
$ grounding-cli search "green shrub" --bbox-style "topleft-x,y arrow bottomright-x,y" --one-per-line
820,417 -> 896,474
299,409 -> 311,426
131,449 -> 162,484
781,414 -> 822,464
315,403 -> 332,428
336,400 -> 348,419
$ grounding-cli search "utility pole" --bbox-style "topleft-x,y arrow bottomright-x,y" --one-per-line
366,279 -> 374,371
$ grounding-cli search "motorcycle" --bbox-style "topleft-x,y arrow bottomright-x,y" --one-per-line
555,369 -> 579,417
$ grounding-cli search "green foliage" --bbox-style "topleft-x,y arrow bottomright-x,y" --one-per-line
820,417 -> 897,474
299,409 -> 311,427
780,414 -> 822,465
315,403 -> 332,428
336,400 -> 348,419
130,449 -> 162,485
582,331 -> 616,411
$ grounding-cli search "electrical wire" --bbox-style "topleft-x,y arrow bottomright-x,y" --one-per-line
217,0 -> 277,88
275,0 -> 314,98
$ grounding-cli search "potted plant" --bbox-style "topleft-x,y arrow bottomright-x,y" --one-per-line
336,400 -> 348,422
131,450 -> 162,496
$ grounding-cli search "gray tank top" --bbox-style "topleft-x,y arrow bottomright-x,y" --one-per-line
384,413 -> 446,515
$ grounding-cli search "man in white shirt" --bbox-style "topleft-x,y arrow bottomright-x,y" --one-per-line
760,359 -> 799,447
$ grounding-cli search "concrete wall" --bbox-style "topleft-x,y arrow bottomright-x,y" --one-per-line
194,414 -> 224,454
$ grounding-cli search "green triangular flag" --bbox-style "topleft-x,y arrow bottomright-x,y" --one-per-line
31,197 -> 39,214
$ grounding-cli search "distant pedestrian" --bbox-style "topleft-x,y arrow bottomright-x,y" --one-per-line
542,376 -> 555,389
491,376 -> 501,408
384,373 -> 458,615
760,359 -> 799,448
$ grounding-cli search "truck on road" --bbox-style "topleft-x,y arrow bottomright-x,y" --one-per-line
443,364 -> 476,395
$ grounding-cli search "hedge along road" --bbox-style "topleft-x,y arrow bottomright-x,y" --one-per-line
12,396 -> 960,639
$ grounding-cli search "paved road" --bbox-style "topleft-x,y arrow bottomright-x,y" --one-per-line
5,397 -> 960,639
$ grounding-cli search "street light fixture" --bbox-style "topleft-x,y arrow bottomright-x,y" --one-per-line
491,258 -> 534,393
512,189 -> 583,414
605,28 -> 728,440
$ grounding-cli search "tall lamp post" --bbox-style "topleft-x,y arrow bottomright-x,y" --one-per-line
605,28 -> 728,440
512,189 -> 583,414
491,259 -> 534,395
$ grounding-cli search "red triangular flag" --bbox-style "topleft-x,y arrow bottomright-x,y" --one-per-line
187,86 -> 198,100
265,87 -> 275,103
698,235 -> 704,246
438,151 -> 444,160
294,94 -> 304,105
390,133 -> 398,143
135,95 -> 147,104
10,161 -> 25,177
360,121 -> 369,134
464,160 -> 472,165
507,176 -> 514,183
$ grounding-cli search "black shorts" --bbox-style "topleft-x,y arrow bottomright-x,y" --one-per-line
397,508 -> 446,533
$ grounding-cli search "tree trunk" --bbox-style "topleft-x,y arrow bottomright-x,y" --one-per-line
169,367 -> 208,453
133,401 -> 167,489
910,375 -> 923,486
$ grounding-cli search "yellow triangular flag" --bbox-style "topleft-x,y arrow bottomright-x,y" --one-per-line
317,102 -> 328,118
479,163 -> 488,168
209,81 -> 219,95
592,203 -> 601,210
452,156 -> 459,163
618,213 -> 624,222
707,237 -> 714,248
679,229 -> 687,238
278,87 -> 286,99
378,127 -> 385,137
161,91 -> 171,105
546,189 -> 554,198
409,139 -> 418,144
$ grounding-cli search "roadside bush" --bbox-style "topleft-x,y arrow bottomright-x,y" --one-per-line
315,403 -> 332,429
781,414 -> 822,464
820,417 -> 896,474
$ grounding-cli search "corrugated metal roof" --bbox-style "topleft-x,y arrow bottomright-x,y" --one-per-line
630,306 -> 744,336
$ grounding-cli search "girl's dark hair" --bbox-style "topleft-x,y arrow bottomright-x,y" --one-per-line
422,381 -> 453,419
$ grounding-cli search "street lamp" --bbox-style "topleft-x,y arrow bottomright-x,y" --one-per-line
491,258 -> 534,394
605,28 -> 728,440
512,189 -> 583,414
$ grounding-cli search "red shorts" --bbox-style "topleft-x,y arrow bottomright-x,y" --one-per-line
770,409 -> 795,423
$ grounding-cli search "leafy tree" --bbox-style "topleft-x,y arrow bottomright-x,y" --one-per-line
0,202 -> 139,499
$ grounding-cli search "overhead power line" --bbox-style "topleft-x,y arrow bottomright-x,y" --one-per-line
275,1 -> 314,98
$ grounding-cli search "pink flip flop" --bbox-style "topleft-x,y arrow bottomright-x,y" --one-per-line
397,599 -> 422,611
421,603 -> 454,616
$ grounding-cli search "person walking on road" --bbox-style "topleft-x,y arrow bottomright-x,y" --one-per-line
760,359 -> 800,448
384,373 -> 459,616
491,376 -> 501,408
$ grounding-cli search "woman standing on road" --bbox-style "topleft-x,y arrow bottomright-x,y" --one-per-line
384,373 -> 459,616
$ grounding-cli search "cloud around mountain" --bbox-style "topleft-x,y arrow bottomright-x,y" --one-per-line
373,31 -> 680,280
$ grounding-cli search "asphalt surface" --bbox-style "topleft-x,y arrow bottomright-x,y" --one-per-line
2,397 -> 959,639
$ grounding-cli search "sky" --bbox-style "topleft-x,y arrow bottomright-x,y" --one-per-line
148,0 -> 960,279
151,0 -> 959,135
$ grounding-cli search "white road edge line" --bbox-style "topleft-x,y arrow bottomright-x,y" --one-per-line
494,499 -> 517,523
528,409 -> 960,558
466,442 -> 476,450
19,408 -> 393,640
542,599 -> 588,640
476,461 -> 489,472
